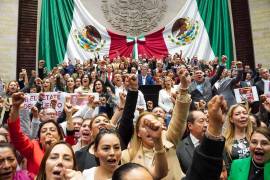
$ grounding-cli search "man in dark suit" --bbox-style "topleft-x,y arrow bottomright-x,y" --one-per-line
176,110 -> 208,173
188,63 -> 225,106
255,68 -> 270,95
137,63 -> 155,86
240,72 -> 254,87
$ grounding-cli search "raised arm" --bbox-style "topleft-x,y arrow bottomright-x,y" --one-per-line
230,63 -> 243,86
111,92 -> 126,125
64,96 -> 77,132
145,116 -> 168,179
166,70 -> 191,146
19,108 -> 31,137
72,95 -> 98,119
210,64 -> 226,86
185,95 -> 227,180
30,106 -> 41,139
118,74 -> 138,150
8,92 -> 35,159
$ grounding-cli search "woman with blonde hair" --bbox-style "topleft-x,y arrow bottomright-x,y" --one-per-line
41,78 -> 53,92
224,104 -> 253,169
158,76 -> 176,125
122,70 -> 191,179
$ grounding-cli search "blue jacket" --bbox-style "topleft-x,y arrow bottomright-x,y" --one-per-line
137,74 -> 155,86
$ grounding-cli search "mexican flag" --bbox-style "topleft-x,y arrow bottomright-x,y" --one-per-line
38,0 -> 234,70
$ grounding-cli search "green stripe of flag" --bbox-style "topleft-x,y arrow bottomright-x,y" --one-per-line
196,0 -> 234,68
38,0 -> 75,71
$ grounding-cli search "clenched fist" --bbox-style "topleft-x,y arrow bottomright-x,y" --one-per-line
11,92 -> 25,109
207,96 -> 227,136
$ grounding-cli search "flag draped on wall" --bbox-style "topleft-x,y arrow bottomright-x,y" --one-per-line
38,0 -> 234,70
163,0 -> 234,68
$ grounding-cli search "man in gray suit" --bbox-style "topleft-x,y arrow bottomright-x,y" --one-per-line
176,110 -> 208,173
213,65 -> 243,108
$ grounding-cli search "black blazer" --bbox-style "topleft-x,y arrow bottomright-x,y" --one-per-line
184,136 -> 225,180
255,80 -> 265,95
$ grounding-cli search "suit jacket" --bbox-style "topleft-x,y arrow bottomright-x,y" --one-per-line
215,70 -> 243,107
176,135 -> 195,173
229,157 -> 270,180
240,80 -> 254,87
189,64 -> 225,103
137,74 -> 155,86
255,80 -> 265,95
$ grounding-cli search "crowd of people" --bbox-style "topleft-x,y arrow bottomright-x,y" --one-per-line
0,52 -> 269,180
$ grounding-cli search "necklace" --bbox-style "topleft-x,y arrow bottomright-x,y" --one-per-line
252,159 -> 264,169
252,159 -> 264,174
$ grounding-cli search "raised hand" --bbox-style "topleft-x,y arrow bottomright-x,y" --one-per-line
119,92 -> 126,108
50,98 -> 57,109
144,116 -> 163,141
179,69 -> 191,89
9,92 -> 25,121
221,55 -> 227,64
38,92 -> 45,101
11,92 -> 25,109
262,97 -> 270,112
31,106 -> 39,119
128,74 -> 138,91
64,95 -> 76,115
64,102 -> 77,115
195,100 -> 206,111
106,87 -> 113,96
87,94 -> 96,109
207,95 -> 227,136
64,169 -> 83,180
22,69 -> 27,75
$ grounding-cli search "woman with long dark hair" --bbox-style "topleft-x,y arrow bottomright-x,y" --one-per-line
36,141 -> 82,180
7,92 -> 74,175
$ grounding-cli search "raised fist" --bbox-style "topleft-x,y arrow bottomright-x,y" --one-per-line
119,92 -> 126,107
31,106 -> 39,119
144,115 -> 163,141
11,92 -> 25,109
39,92 -> 45,101
64,103 -> 76,115
128,74 -> 138,91
207,96 -> 227,136
179,69 -> 191,89
87,95 -> 95,108
221,55 -> 227,64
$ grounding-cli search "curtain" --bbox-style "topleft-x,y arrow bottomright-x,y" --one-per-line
108,31 -> 134,60
138,28 -> 169,59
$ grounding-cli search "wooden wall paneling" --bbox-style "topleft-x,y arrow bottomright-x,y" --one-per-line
230,0 -> 255,69
17,0 -> 38,79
